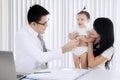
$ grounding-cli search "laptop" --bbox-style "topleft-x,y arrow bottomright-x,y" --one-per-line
0,51 -> 26,80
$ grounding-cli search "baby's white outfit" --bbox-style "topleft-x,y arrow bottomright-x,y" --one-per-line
72,27 -> 90,56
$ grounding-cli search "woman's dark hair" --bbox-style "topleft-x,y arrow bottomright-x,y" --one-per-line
27,4 -> 49,24
77,7 -> 90,19
93,17 -> 114,69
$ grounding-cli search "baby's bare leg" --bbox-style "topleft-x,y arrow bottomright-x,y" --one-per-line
80,52 -> 88,69
73,54 -> 80,68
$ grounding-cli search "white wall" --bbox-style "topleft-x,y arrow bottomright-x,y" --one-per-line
0,0 -> 12,51
114,0 -> 120,70
0,0 -> 120,69
0,0 -> 2,49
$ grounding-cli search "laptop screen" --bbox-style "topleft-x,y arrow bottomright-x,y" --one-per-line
0,51 -> 17,80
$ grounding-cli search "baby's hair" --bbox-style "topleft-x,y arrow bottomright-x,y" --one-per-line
77,6 -> 90,19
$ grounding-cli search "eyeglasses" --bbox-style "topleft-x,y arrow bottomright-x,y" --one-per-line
36,19 -> 49,26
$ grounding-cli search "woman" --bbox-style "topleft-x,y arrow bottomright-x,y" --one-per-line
87,17 -> 114,70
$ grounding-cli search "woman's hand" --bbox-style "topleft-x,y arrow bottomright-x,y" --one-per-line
86,31 -> 96,43
88,29 -> 98,38
86,29 -> 100,43
68,32 -> 79,40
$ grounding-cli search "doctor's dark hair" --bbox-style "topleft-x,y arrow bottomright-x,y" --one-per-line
27,4 -> 49,24
77,7 -> 90,19
93,17 -> 114,69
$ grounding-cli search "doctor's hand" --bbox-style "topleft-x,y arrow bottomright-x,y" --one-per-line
62,39 -> 80,53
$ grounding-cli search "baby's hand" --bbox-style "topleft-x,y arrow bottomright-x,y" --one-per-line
76,36 -> 81,41
68,32 -> 79,40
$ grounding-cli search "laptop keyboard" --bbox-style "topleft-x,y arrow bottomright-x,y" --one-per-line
17,74 -> 26,80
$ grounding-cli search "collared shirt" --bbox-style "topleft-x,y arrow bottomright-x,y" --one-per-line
14,25 -> 63,73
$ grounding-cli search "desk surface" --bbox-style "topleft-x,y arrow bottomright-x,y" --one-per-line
80,70 -> 120,80
26,68 -> 120,80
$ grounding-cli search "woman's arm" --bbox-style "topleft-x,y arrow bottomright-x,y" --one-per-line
88,43 -> 107,68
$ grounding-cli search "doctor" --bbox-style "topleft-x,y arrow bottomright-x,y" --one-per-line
15,4 -> 79,72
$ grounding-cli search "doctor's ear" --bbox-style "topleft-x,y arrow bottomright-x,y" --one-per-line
30,22 -> 37,26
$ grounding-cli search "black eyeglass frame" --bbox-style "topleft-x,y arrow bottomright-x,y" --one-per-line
36,19 -> 49,26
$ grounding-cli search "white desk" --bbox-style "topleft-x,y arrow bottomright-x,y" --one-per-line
80,70 -> 120,80
26,68 -> 120,80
